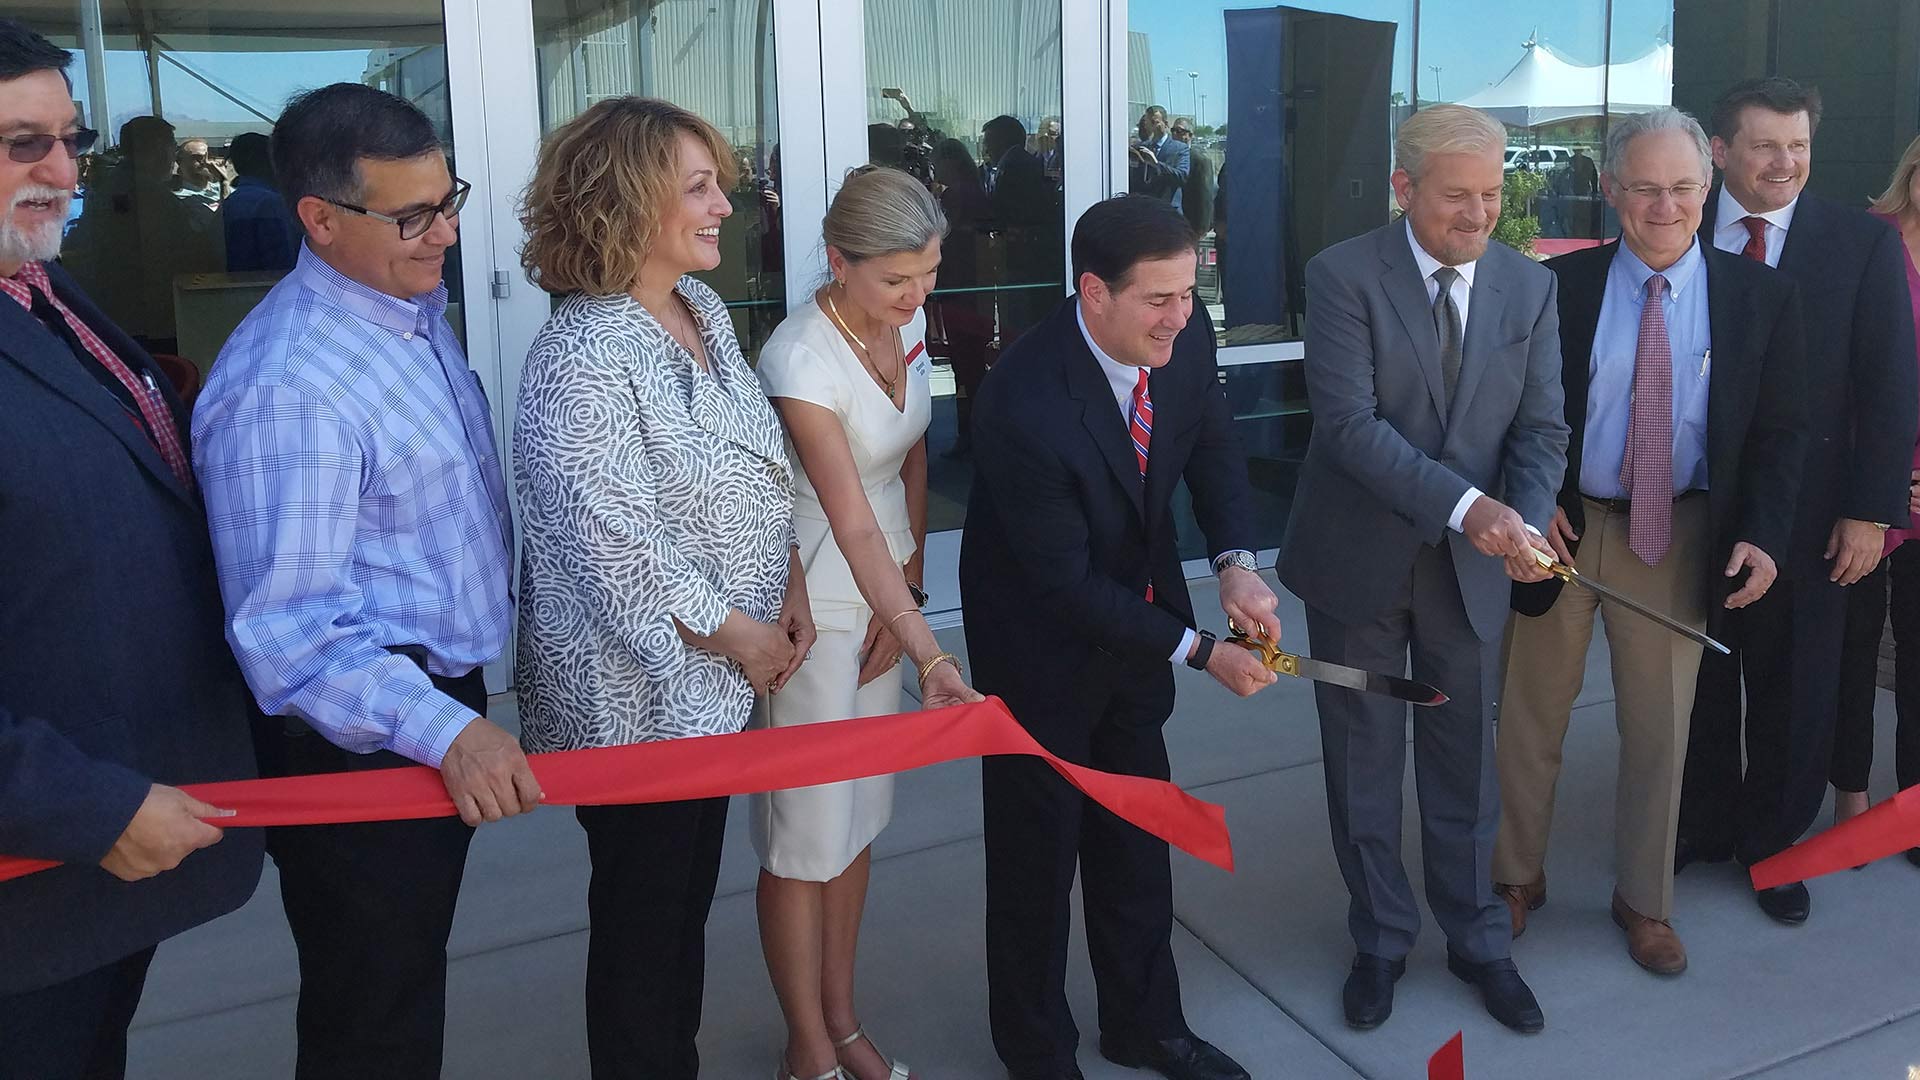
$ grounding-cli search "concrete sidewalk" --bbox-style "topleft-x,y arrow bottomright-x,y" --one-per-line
128,582 -> 1920,1078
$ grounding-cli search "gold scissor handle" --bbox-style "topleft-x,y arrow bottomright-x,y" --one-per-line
1531,547 -> 1578,582
1224,618 -> 1299,677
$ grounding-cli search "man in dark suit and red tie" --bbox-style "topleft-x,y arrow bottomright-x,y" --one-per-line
1496,107 -> 1807,977
1680,77 -> 1919,926
961,194 -> 1277,1080
0,21 -> 263,1079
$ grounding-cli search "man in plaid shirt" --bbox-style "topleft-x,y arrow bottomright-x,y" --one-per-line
193,84 -> 531,1080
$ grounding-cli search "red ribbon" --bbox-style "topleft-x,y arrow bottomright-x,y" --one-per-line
0,698 -> 1233,884
1428,1031 -> 1464,1080
1750,782 -> 1920,890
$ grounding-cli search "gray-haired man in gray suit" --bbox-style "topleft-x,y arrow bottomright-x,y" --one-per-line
1277,104 -> 1569,1036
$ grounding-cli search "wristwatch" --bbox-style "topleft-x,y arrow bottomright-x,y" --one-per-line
1185,629 -> 1217,671
1212,550 -> 1259,576
1873,522 -> 1892,532
906,581 -> 929,607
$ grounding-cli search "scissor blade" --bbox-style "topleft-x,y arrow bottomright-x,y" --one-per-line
1287,655 -> 1450,706
1564,571 -> 1731,655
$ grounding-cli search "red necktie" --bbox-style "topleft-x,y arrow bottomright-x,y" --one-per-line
1740,215 -> 1769,263
1130,369 -> 1154,601
1620,274 -> 1674,565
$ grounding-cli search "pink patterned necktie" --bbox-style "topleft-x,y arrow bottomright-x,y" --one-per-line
1619,273 -> 1673,565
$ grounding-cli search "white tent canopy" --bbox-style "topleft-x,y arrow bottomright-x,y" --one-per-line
1457,38 -> 1672,128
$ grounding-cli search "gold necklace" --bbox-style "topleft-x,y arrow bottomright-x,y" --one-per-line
825,286 -> 902,398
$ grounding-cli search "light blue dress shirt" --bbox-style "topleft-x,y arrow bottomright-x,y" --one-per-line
1580,240 -> 1714,500
193,246 -> 515,767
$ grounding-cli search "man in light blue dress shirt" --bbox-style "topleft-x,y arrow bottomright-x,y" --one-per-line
1496,107 -> 1806,978
192,84 -> 531,1080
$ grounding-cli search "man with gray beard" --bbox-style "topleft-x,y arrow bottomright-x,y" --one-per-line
0,20 -> 262,1079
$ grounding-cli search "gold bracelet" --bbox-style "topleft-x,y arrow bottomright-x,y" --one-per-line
888,609 -> 920,628
917,651 -> 961,686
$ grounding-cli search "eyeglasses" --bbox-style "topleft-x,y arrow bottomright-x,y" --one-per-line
323,177 -> 470,240
3,129 -> 100,164
1620,181 -> 1707,202
1171,128 -> 1193,137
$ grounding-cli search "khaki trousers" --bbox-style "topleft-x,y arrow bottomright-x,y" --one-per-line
1493,494 -> 1711,920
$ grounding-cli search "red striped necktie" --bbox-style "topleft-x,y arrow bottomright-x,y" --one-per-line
1131,369 -> 1154,601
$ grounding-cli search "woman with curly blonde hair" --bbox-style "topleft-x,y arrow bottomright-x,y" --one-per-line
514,96 -> 816,1079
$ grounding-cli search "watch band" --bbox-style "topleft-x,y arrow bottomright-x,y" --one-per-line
1186,629 -> 1217,671
1212,550 -> 1258,576
907,581 -> 928,607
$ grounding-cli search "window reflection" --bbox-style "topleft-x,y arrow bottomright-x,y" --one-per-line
866,0 -> 1066,532
25,2 -> 457,391
533,0 -> 785,353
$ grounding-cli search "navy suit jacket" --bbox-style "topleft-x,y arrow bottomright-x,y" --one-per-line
0,261 -> 262,994
960,297 -> 1254,729
1699,191 -> 1917,578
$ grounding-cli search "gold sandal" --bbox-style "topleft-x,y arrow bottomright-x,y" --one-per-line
778,1067 -> 846,1080
832,1025 -> 912,1080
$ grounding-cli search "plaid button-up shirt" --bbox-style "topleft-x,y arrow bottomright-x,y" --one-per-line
193,247 -> 514,766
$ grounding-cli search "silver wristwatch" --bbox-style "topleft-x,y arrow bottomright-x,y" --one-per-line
1212,550 -> 1258,576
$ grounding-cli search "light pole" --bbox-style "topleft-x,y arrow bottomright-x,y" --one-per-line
1187,70 -> 1199,123
1199,93 -> 1207,127
1428,65 -> 1444,102
1163,74 -> 1173,110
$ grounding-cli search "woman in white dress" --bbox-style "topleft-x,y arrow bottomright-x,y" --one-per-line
754,166 -> 981,1080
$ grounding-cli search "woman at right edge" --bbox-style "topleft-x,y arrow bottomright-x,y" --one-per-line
753,165 -> 982,1080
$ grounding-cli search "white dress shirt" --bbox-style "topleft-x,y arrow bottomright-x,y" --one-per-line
1404,219 -> 1490,532
1078,301 -> 1259,665
1711,186 -> 1799,268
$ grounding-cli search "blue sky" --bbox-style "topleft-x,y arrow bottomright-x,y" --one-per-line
72,49 -> 372,137
1131,0 -> 1673,125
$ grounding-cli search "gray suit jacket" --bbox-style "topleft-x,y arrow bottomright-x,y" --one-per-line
1278,220 -> 1569,641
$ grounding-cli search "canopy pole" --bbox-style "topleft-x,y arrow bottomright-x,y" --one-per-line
78,0 -> 113,144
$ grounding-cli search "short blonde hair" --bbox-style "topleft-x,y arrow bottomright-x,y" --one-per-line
519,97 -> 738,296
1871,133 -> 1920,219
823,165 -> 947,266
1395,104 -> 1507,182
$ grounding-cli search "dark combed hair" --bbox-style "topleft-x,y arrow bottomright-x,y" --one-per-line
982,114 -> 1027,148
0,18 -> 73,85
1071,194 -> 1196,290
1710,77 -> 1823,140
271,83 -> 441,208
228,131 -> 274,180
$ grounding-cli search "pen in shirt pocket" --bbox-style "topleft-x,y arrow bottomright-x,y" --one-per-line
1698,349 -> 1710,379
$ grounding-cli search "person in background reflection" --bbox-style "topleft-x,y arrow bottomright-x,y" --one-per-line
172,137 -> 224,205
1128,105 -> 1189,210
931,138 -> 993,459
1170,117 -> 1214,237
1829,132 -> 1920,870
220,131 -> 300,273
1035,115 -> 1062,187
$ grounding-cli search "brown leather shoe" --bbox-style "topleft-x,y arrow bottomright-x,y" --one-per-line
1495,879 -> 1546,938
1610,893 -> 1687,975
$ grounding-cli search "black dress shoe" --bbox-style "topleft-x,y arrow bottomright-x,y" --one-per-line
1097,1032 -> 1249,1080
1342,953 -> 1406,1030
1756,881 -> 1810,924
1445,950 -> 1545,1034
1673,835 -> 1733,875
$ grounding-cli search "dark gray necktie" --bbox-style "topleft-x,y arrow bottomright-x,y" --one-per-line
1431,265 -> 1463,404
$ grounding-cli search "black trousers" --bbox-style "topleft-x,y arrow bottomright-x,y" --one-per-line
1832,543 -> 1920,792
1683,575 -> 1849,864
257,667 -> 486,1080
982,674 -> 1186,1076
574,797 -> 730,1080
0,946 -> 156,1080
